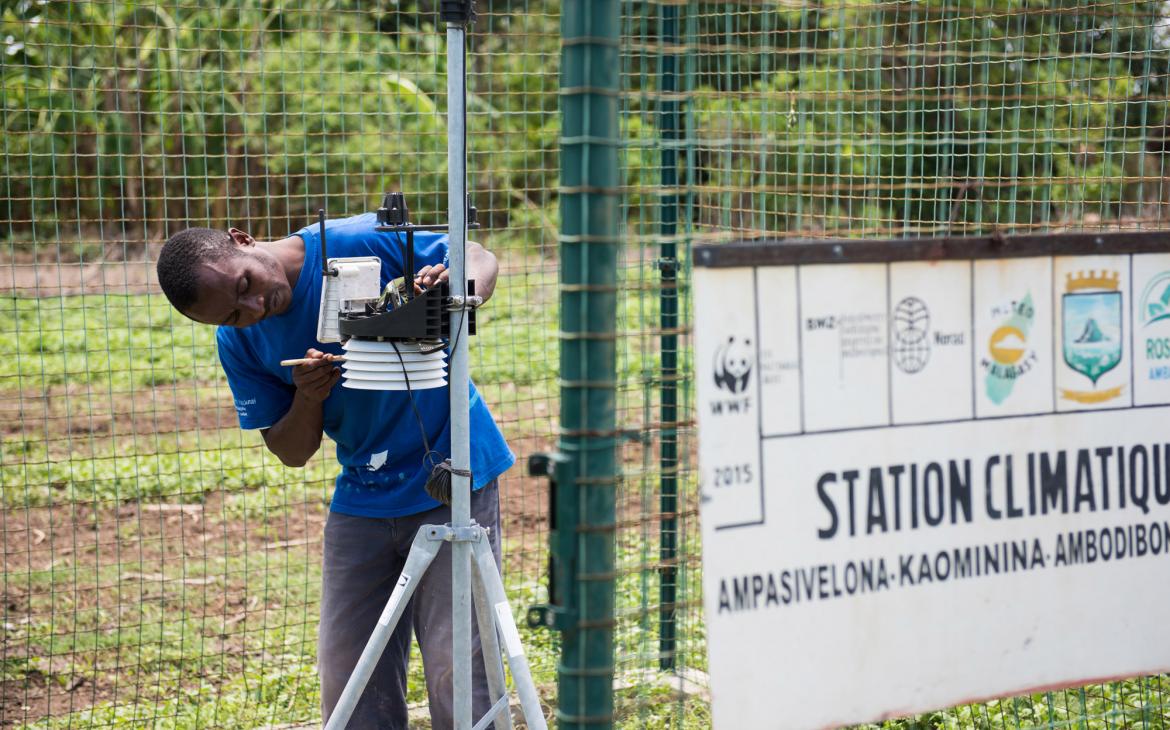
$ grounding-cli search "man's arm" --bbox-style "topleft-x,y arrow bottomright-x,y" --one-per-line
414,240 -> 500,302
466,240 -> 499,302
261,349 -> 340,467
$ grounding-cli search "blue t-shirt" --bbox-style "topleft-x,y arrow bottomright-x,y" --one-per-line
215,212 -> 515,517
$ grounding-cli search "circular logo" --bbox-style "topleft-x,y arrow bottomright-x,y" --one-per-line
1138,270 -> 1170,326
989,325 -> 1027,365
892,296 -> 930,374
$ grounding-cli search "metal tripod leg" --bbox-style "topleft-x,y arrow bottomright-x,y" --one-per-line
470,532 -> 548,730
323,522 -> 543,730
471,550 -> 513,730
323,525 -> 443,730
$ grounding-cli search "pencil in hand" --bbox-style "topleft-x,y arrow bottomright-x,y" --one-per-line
280,356 -> 346,367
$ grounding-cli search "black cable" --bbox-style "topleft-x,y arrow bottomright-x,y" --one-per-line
390,330 -> 469,507
389,339 -> 433,458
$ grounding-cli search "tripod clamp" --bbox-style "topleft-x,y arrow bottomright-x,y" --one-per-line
424,523 -> 486,544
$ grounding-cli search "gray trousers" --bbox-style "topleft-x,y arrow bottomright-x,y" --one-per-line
318,482 -> 501,729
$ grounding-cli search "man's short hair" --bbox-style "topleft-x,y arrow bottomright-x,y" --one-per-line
156,228 -> 239,313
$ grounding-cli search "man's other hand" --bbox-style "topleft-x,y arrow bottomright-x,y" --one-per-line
414,263 -> 449,293
293,348 -> 341,402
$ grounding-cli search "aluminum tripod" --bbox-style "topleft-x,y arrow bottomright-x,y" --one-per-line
323,523 -> 546,730
322,5 -> 548,729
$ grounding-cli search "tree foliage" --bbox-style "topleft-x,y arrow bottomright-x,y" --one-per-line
674,0 -> 1170,237
1,1 -> 560,250
3,1 -> 1167,252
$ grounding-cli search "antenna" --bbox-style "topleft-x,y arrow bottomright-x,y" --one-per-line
319,208 -> 333,278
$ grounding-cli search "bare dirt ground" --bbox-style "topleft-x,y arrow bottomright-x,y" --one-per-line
0,384 -> 238,444
0,247 -> 548,298
0,252 -> 655,725
0,482 -> 555,727
0,492 -> 327,727
0,260 -> 159,298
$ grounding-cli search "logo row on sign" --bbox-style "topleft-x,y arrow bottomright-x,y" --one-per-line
706,254 -> 1170,435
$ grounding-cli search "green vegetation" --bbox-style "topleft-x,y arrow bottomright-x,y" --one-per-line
0,1 -> 561,246
8,1 -> 1162,248
0,295 -> 219,390
0,274 -> 649,509
622,1 -> 1170,238
862,678 -> 1170,729
5,500 -> 332,730
3,523 -> 710,730
1,302 -> 1165,725
3,0 -> 1170,727
0,427 -> 333,507
14,279 -> 1163,728
6,506 -> 1167,728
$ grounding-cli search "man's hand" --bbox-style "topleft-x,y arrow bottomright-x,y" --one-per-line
262,348 -> 339,467
413,241 -> 499,302
414,263 -> 448,293
291,348 -> 341,403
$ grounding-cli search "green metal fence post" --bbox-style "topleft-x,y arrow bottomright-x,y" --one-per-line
657,1 -> 682,673
558,0 -> 620,726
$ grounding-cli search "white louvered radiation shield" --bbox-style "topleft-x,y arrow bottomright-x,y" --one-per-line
340,339 -> 448,391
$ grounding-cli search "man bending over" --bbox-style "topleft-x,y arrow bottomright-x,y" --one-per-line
156,212 -> 514,728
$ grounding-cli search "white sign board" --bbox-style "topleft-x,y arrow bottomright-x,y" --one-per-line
695,245 -> 1170,729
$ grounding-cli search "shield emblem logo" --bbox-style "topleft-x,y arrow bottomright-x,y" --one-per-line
1062,290 -> 1122,386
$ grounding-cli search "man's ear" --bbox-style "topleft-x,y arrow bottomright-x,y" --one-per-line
227,228 -> 256,248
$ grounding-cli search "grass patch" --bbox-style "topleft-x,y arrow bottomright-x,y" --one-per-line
4,496 -> 324,729
0,264 -> 561,395
6,439 -> 1170,728
859,677 -> 1170,729
16,661 -> 324,730
2,428 -> 333,508
0,295 -> 221,391
4,507 -> 709,729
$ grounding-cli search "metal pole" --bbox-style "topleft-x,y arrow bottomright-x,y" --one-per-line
558,1 -> 620,726
447,18 -> 473,730
327,8 -> 549,728
657,2 -> 681,672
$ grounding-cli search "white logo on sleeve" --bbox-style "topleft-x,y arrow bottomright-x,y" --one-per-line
366,450 -> 388,471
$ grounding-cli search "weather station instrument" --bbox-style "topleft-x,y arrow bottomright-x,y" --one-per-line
311,192 -> 479,393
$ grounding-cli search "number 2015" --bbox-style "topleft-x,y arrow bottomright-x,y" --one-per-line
713,464 -> 752,487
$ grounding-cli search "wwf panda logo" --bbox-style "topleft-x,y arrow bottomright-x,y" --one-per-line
713,335 -> 753,394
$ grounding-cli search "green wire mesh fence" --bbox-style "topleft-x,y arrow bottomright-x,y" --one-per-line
611,0 -> 1170,728
1,2 -> 560,727
1,0 -> 1168,727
